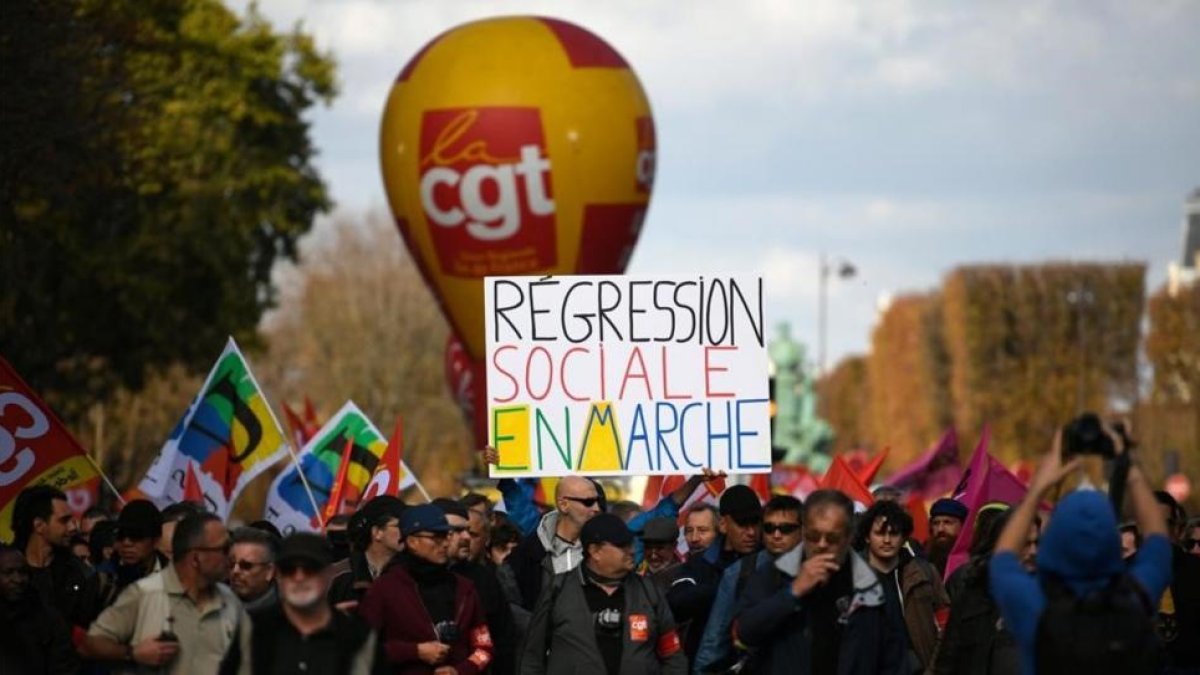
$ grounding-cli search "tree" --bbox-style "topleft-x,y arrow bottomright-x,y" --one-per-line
1,0 -> 336,413
866,293 -> 953,470
941,263 -> 1144,462
257,212 -> 475,497
817,355 -> 871,456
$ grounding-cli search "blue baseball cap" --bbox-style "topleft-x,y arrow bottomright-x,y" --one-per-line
400,504 -> 451,538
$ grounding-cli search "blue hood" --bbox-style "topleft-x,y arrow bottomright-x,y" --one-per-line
1037,491 -> 1123,596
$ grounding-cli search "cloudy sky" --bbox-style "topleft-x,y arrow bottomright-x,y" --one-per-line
244,0 -> 1200,369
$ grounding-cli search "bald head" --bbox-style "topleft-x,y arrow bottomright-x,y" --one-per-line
555,476 -> 600,536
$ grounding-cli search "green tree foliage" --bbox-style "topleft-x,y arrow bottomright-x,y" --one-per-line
1,0 -> 336,411
941,263 -> 1145,462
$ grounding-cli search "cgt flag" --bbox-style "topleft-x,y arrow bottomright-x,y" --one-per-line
138,338 -> 290,517
0,356 -> 103,541
265,401 -> 426,534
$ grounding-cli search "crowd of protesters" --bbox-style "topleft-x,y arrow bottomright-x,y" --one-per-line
2,429 -> 1198,675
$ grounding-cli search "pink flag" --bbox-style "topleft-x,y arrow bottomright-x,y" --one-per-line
943,427 -> 1029,580
885,428 -> 961,498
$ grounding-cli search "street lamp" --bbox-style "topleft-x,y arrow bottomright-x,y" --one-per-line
818,254 -> 857,376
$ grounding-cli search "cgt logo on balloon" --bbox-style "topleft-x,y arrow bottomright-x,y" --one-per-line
485,274 -> 772,478
419,107 -> 556,276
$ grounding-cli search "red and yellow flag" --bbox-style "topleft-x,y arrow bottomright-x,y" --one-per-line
0,356 -> 102,541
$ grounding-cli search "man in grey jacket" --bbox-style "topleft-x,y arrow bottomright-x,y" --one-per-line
519,513 -> 687,675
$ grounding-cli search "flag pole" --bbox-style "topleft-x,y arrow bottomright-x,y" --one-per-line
286,439 -> 326,529
85,454 -> 127,507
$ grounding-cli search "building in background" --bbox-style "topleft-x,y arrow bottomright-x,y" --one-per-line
1167,187 -> 1200,296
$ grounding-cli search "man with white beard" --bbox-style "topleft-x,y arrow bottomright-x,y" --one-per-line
220,533 -> 384,675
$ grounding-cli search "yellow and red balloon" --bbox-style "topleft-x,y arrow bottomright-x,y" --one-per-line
381,17 -> 656,444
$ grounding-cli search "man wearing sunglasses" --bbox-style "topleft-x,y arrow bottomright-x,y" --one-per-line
694,495 -> 803,674
509,476 -> 604,611
667,484 -> 763,663
360,504 -> 494,674
85,511 -> 246,674
733,489 -> 906,675
95,499 -> 168,609
228,527 -> 279,613
220,533 -> 384,675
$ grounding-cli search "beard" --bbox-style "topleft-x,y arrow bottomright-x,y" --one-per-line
926,536 -> 954,574
282,585 -> 323,610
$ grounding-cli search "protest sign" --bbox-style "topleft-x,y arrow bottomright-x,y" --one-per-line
0,356 -> 103,541
485,275 -> 771,477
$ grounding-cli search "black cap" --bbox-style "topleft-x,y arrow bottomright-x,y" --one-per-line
432,497 -> 468,520
581,513 -> 634,549
719,485 -> 762,521
115,500 -> 163,540
349,495 -> 407,545
640,517 -> 679,544
277,533 -> 333,570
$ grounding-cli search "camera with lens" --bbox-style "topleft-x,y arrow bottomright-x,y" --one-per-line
1062,412 -> 1120,458
434,620 -> 460,644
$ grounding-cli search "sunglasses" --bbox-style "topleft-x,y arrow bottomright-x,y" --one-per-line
563,496 -> 600,508
231,560 -> 271,572
762,523 -> 801,535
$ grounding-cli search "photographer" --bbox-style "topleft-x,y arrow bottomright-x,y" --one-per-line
989,427 -> 1172,675
359,504 -> 493,674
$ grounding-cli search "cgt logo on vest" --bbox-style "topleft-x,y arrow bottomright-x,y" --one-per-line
418,107 -> 557,277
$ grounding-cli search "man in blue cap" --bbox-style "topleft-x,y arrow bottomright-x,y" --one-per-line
927,497 -> 967,577
990,433 -> 1172,675
359,503 -> 494,674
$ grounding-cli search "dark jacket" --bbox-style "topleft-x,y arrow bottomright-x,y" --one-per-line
27,545 -> 98,629
932,557 -> 1018,675
329,552 -> 381,608
732,545 -> 907,675
518,564 -> 687,675
453,559 -> 516,675
665,536 -> 749,660
1158,544 -> 1200,669
508,511 -> 583,611
219,604 -> 387,675
359,561 -> 493,674
95,552 -> 168,610
0,591 -> 79,675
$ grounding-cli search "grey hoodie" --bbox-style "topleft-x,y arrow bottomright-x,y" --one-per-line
536,511 -> 583,576
772,543 -> 886,616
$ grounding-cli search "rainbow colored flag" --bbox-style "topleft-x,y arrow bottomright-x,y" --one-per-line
138,338 -> 289,517
264,401 -> 425,533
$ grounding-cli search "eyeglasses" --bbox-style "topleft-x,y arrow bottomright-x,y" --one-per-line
563,496 -> 599,508
231,560 -> 271,572
762,523 -> 801,535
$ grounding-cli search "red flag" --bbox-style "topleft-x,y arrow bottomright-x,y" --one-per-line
363,415 -> 405,500
282,402 -> 308,448
323,434 -> 355,525
0,356 -> 104,542
642,475 -> 666,510
906,494 -> 930,545
820,455 -> 875,507
303,396 -> 320,430
855,447 -> 890,486
182,461 -> 204,504
749,473 -> 771,503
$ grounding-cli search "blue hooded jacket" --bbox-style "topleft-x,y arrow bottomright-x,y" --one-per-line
989,490 -> 1173,675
